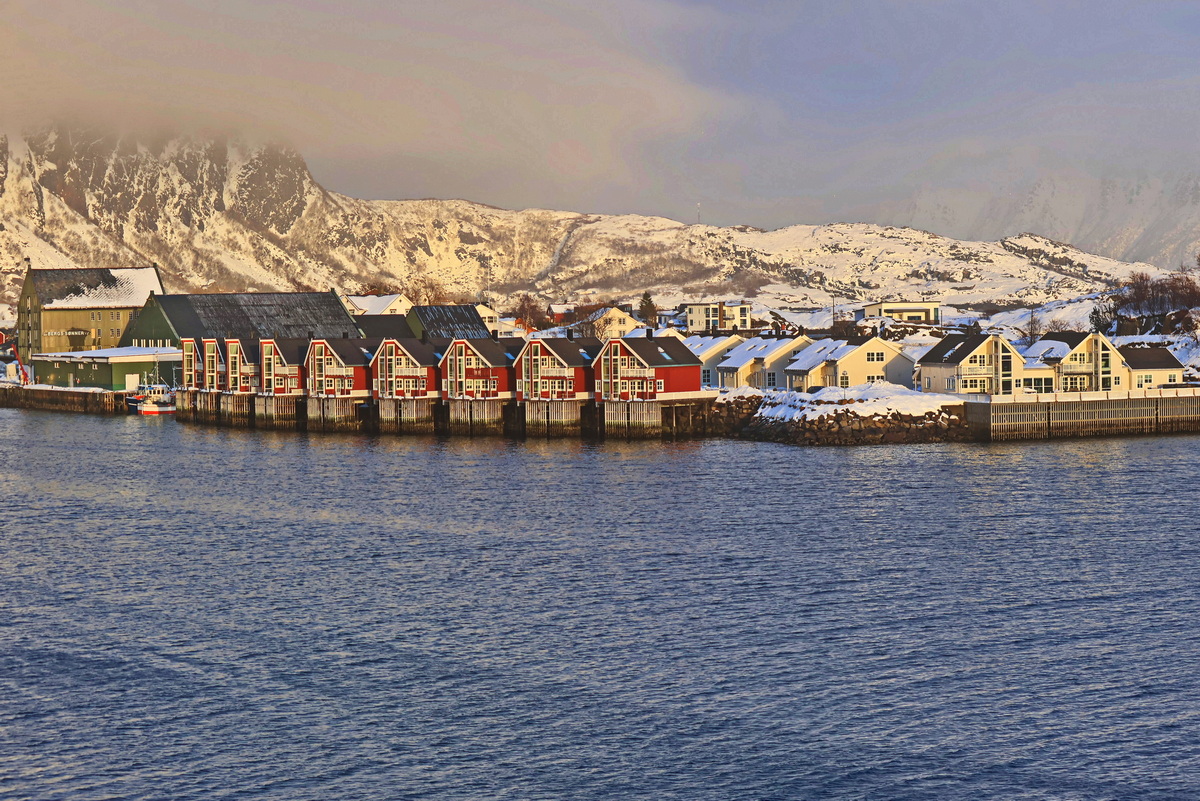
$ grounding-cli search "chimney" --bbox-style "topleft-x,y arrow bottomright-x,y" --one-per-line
491,329 -> 499,341
308,331 -> 314,340
342,331 -> 348,339
421,330 -> 428,344
645,327 -> 653,339
566,328 -> 574,341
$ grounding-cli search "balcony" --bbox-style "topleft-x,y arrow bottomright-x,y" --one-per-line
618,367 -> 656,379
536,367 -> 575,379
960,365 -> 994,376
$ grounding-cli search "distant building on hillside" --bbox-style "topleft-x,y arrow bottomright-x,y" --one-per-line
341,293 -> 413,317
856,300 -> 941,324
16,264 -> 164,361
682,300 -> 753,333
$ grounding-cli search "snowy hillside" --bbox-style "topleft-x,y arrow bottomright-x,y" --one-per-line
0,123 -> 1170,320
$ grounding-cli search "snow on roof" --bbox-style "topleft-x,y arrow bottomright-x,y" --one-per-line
345,293 -> 409,315
1021,339 -> 1072,368
682,334 -> 742,357
784,338 -> 857,373
34,267 -> 164,310
717,336 -> 806,370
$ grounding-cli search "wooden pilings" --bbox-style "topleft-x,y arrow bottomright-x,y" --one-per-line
0,385 -> 131,415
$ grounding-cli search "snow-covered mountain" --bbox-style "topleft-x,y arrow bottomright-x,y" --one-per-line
878,170 -> 1200,270
0,124 -> 1170,320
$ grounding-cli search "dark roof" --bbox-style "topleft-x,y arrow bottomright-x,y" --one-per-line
408,305 -> 491,339
319,338 -> 382,367
267,337 -> 311,365
380,338 -> 443,367
1041,331 -> 1090,348
458,337 -> 525,367
1119,346 -> 1184,371
920,334 -> 991,365
157,292 -> 358,341
621,336 -> 702,367
356,315 -> 417,339
530,336 -> 604,366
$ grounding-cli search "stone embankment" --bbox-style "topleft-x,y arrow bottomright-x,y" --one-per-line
738,396 -> 972,446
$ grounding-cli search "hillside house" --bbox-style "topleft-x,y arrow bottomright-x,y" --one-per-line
714,335 -> 813,390
594,335 -> 702,401
681,333 -> 745,388
784,336 -> 915,390
516,336 -> 603,401
440,337 -> 525,399
341,293 -> 413,316
682,300 -> 753,333
17,265 -> 164,361
372,338 -> 443,399
576,306 -> 643,339
917,334 -> 1026,395
856,300 -> 941,323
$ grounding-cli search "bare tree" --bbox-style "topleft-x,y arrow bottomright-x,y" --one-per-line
1015,308 -> 1044,347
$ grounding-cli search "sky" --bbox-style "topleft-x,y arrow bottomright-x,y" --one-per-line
3,0 -> 1200,234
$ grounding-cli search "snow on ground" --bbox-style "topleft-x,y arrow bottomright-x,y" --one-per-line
755,383 -> 961,422
984,294 -> 1103,333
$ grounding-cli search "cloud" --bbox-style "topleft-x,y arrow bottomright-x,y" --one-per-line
0,0 -> 745,212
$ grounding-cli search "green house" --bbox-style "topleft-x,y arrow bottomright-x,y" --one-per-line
30,347 -> 183,391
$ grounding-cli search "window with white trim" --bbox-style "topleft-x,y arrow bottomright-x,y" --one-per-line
866,351 -> 885,362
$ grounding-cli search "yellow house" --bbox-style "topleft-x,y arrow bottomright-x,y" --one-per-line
785,335 -> 915,390
916,333 -> 1026,395
1021,332 -> 1125,392
682,333 -> 745,388
578,306 -> 643,339
715,335 -> 813,390
16,265 -> 165,362
1117,346 -> 1185,389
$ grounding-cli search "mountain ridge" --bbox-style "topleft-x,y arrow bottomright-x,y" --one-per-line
0,124 -> 1171,321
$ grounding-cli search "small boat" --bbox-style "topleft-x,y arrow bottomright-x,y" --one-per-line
136,384 -> 176,415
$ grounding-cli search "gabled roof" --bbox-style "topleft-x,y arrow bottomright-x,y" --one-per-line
1119,346 -> 1185,371
1040,331 -> 1090,349
372,337 -> 445,367
524,336 -> 604,366
617,336 -> 702,367
311,338 -> 383,367
263,337 -> 311,366
1021,338 -> 1072,365
408,305 -> 491,339
716,336 -> 810,371
784,337 -> 884,374
344,293 -> 410,315
27,267 -> 164,309
447,337 -> 525,367
682,333 -> 744,359
154,292 -> 358,341
919,334 -> 993,365
356,315 -> 417,339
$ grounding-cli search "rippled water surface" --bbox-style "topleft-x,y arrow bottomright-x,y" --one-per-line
3,409 -> 1200,799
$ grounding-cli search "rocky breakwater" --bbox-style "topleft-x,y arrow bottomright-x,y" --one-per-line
740,385 -> 973,446
709,389 -> 766,436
